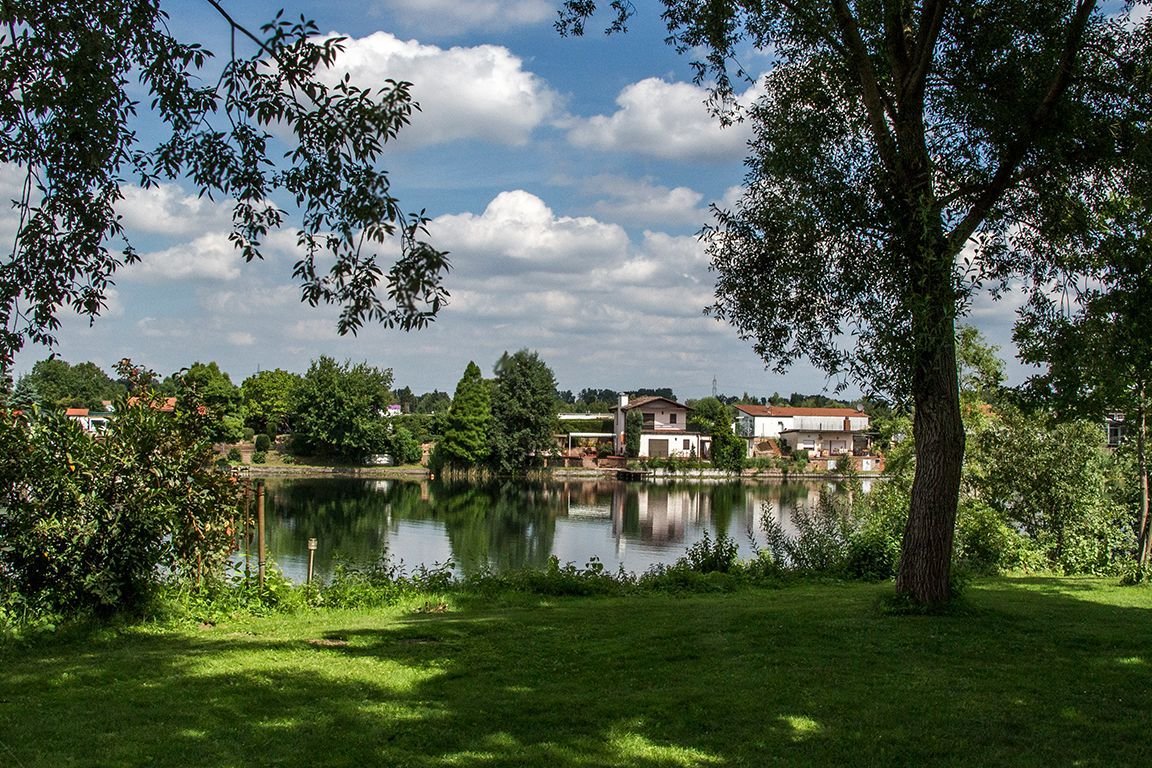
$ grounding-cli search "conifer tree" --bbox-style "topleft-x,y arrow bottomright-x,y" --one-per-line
437,361 -> 492,469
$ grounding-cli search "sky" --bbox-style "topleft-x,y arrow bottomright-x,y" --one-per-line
13,0 -> 1123,401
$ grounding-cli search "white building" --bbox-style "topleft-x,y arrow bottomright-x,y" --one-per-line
733,404 -> 870,458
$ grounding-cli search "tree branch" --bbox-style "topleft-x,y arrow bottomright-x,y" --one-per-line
904,0 -> 948,105
829,0 -> 900,175
946,0 -> 1099,254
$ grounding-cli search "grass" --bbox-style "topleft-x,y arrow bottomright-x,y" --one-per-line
1,577 -> 1150,767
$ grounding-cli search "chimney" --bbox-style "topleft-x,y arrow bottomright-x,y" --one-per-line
619,393 -> 629,409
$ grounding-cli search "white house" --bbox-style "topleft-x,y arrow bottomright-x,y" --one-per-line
613,395 -> 708,458
733,404 -> 870,458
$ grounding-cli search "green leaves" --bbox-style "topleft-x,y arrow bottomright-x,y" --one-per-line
0,376 -> 242,616
289,356 -> 394,460
0,1 -> 449,370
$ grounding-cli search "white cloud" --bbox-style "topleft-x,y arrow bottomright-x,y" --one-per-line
566,78 -> 753,160
372,0 -> 553,35
588,177 -> 706,225
330,32 -> 558,146
431,190 -> 630,276
227,332 -> 256,346
128,234 -> 243,282
117,184 -> 232,237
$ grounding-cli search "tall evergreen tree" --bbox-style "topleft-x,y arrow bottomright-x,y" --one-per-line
437,361 -> 492,469
489,350 -> 558,474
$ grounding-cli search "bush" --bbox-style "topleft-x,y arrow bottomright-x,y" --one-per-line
0,371 -> 242,619
254,433 -> 271,452
251,450 -> 267,464
242,427 -> 256,441
844,481 -> 908,580
226,446 -> 241,462
954,500 -> 1027,574
679,531 -> 740,573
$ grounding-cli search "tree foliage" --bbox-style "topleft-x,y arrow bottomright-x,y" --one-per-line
965,407 -> 1133,574
437,361 -> 492,470
0,0 -> 449,370
489,350 -> 558,474
179,361 -> 243,443
559,0 -> 1151,606
0,361 -> 241,617
14,358 -> 123,409
689,396 -> 745,472
1014,159 -> 1152,567
240,368 -> 302,436
290,356 -> 394,460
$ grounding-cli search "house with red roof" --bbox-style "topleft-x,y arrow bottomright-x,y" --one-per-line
612,395 -> 709,459
65,406 -> 113,434
733,404 -> 872,464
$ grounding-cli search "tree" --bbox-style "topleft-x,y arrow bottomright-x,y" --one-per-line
179,361 -> 243,442
559,1 -> 1149,606
291,356 -> 393,460
688,396 -> 745,472
956,326 -> 1006,404
1015,192 -> 1152,568
0,1 -> 449,372
0,360 -> 240,616
965,407 -> 1132,574
437,361 -> 493,470
15,358 -> 123,409
240,368 -> 301,436
625,409 -> 642,458
489,350 -> 558,474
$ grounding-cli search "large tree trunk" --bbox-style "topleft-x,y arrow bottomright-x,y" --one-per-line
896,327 -> 966,606
894,203 -> 966,607
1137,386 -> 1150,568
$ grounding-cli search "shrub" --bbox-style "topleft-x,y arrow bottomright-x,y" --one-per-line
242,427 -> 256,441
679,531 -> 740,573
254,433 -> 271,452
761,489 -> 854,574
954,500 -> 1027,574
251,450 -> 267,464
0,371 -> 242,619
226,446 -> 242,462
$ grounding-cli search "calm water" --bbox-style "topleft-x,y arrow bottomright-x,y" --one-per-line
242,476 -> 872,583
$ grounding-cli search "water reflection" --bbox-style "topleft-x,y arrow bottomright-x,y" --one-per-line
252,477 -> 854,583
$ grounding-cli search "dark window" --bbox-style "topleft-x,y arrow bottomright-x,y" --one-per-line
670,413 -> 677,425
643,413 -> 655,429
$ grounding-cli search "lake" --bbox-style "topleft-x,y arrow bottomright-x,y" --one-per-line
242,476 -> 870,583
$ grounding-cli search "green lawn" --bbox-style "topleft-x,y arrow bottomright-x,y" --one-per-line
2,578 -> 1150,767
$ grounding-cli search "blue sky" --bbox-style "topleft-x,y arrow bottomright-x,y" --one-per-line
7,0 -> 1070,399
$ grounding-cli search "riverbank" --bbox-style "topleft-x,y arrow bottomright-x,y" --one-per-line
3,577 -> 1148,767
242,460 -> 885,483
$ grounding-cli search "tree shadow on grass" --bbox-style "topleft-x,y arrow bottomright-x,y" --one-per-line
1,581 -> 1151,767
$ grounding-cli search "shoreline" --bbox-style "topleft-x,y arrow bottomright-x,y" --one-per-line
240,464 -> 886,483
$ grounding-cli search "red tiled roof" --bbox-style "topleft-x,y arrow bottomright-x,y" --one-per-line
734,404 -> 864,418
65,408 -> 89,417
613,396 -> 693,412
127,396 -> 177,412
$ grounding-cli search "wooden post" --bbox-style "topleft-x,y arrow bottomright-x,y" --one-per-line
243,478 -> 251,581
307,538 -> 318,584
256,480 -> 266,589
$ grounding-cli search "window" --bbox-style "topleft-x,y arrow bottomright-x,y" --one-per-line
643,413 -> 655,429
670,413 -> 677,425
683,439 -> 691,450
1108,420 -> 1124,448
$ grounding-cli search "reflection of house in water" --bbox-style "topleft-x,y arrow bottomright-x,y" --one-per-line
610,484 -> 707,544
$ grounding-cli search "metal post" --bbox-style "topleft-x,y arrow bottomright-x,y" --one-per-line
307,538 -> 318,584
256,480 -> 266,589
